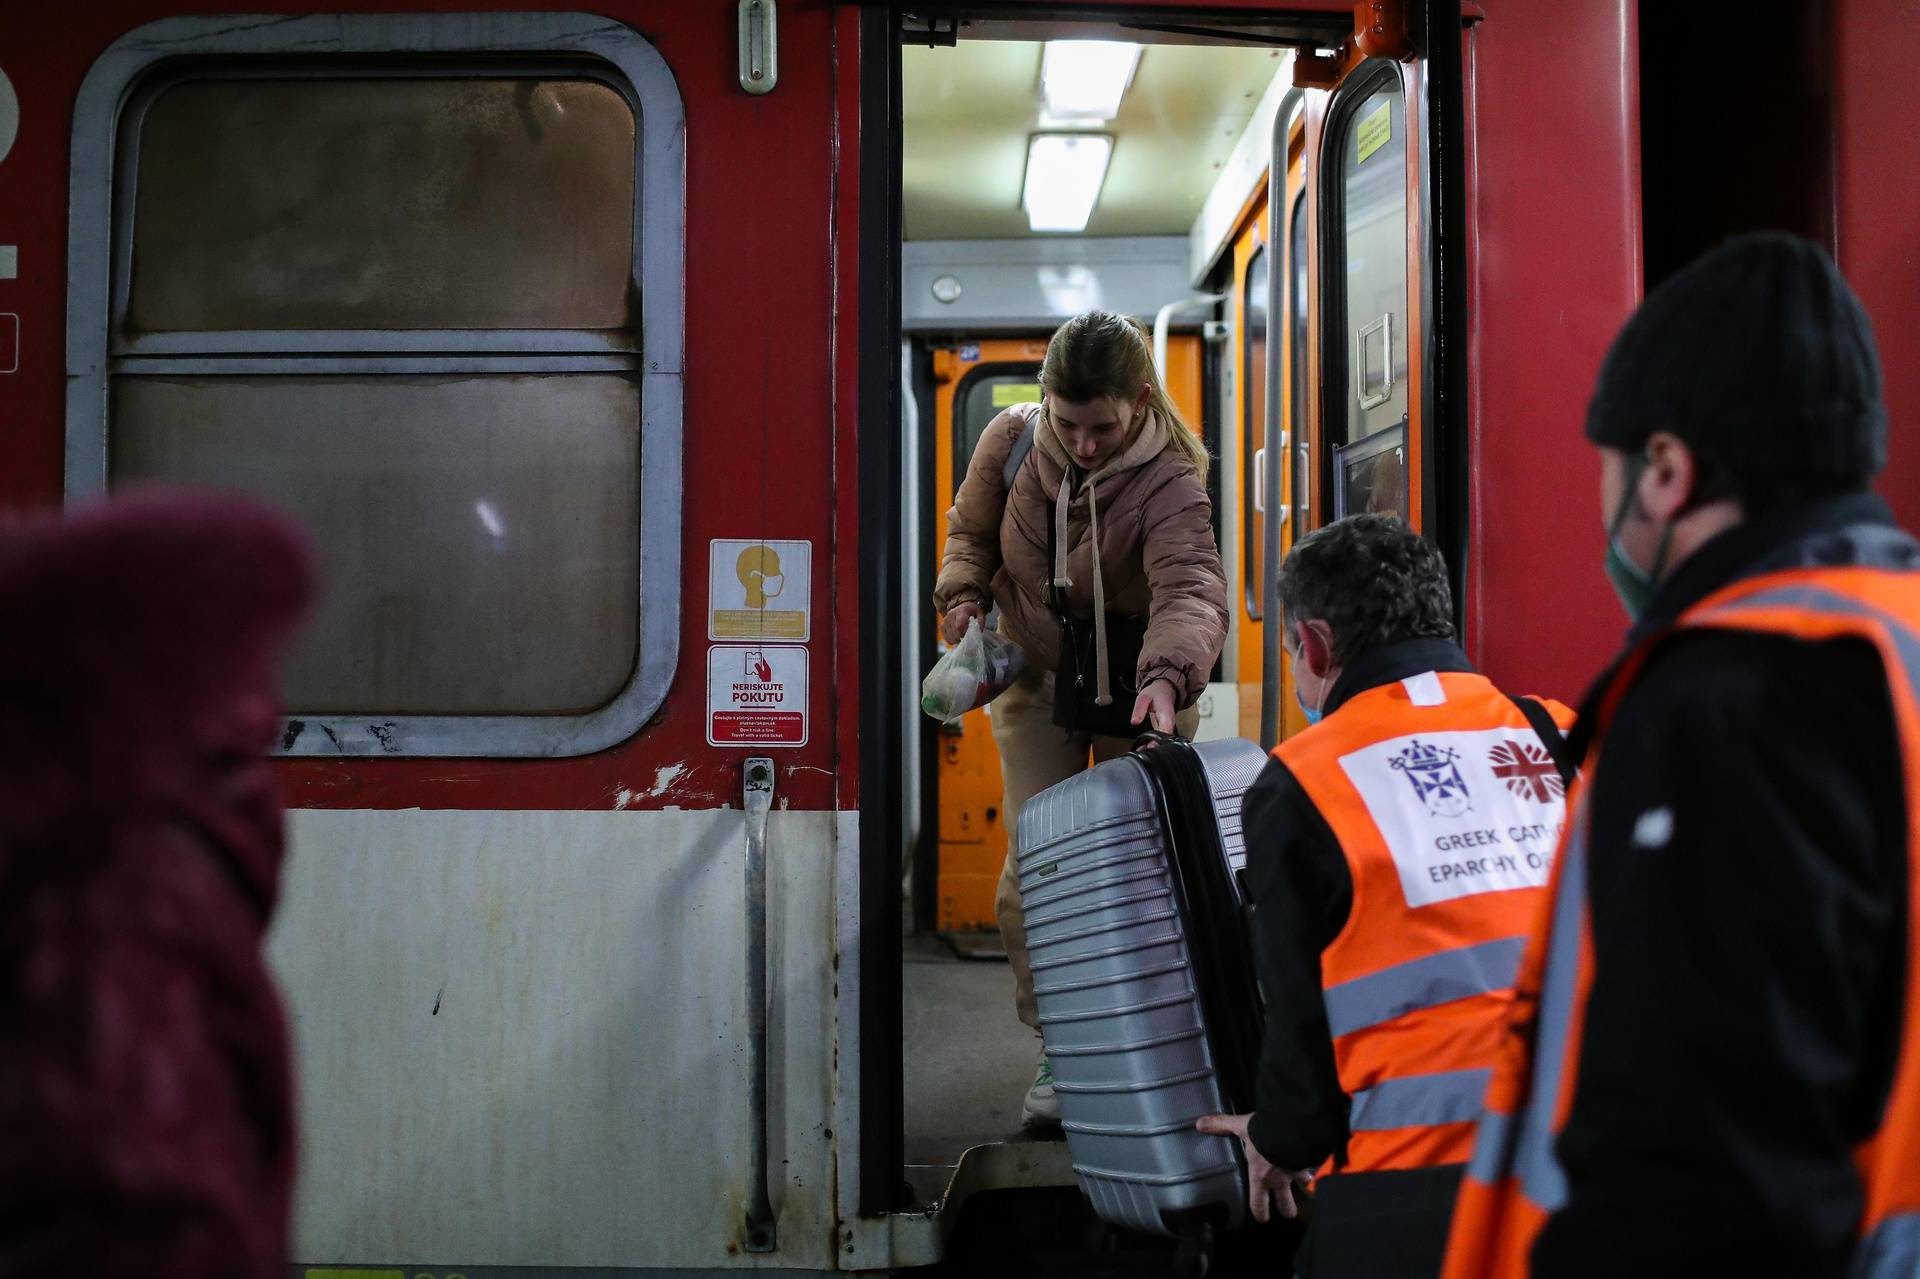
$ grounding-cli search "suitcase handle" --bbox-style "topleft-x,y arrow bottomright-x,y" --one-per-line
1131,727 -> 1190,751
1133,739 -> 1263,1118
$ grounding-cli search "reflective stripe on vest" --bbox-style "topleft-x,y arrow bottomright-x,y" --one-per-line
1325,935 -> 1528,1039
1855,1211 -> 1920,1279
1693,583 -> 1920,699
1444,568 -> 1920,1277
1462,801 -> 1589,1214
1352,1067 -> 1494,1132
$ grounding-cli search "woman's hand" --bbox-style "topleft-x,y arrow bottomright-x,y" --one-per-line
1130,677 -> 1177,734
940,601 -> 984,646
1194,1113 -> 1316,1223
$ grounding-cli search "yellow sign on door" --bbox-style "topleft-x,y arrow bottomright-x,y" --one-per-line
1356,100 -> 1393,165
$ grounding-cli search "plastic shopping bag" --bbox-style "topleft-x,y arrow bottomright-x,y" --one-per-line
921,618 -> 1026,722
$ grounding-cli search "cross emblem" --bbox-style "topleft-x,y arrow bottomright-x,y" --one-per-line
1389,739 -> 1473,818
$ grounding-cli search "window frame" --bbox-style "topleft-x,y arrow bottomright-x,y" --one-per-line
109,64 -> 646,358
1317,59 -> 1410,522
66,12 -> 686,759
1332,417 -> 1407,520
951,361 -> 1043,499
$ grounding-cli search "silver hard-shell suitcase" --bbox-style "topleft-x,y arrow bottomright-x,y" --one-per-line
1016,735 -> 1270,1243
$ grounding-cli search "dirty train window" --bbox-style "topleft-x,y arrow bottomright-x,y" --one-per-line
109,73 -> 645,719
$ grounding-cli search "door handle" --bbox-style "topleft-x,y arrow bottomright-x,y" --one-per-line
738,0 -> 778,95
743,757 -> 777,1253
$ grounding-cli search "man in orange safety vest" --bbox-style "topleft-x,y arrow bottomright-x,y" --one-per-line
1443,233 -> 1920,1276
1200,512 -> 1576,1277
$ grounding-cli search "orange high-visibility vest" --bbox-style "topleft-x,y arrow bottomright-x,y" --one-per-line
1276,670 -> 1574,1176
1441,565 -> 1920,1277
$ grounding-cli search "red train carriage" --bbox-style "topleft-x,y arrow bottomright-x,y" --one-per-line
0,1 -> 1913,1273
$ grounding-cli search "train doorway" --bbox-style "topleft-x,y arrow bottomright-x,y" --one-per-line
883,9 -> 1339,1224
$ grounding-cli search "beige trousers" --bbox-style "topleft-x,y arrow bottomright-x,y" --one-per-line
991,664 -> 1201,1029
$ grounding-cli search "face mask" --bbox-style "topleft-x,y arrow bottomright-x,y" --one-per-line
1603,454 -> 1674,620
1286,629 -> 1329,725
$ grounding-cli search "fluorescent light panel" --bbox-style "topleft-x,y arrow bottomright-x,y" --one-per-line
1040,40 -> 1141,123
1023,133 -> 1114,234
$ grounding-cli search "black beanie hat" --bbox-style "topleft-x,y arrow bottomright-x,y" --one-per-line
1585,232 -> 1887,478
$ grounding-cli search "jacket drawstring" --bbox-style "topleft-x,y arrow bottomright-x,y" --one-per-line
1041,401 -> 1173,711
1088,481 -> 1109,706
1051,470 -> 1073,601
1052,468 -> 1113,708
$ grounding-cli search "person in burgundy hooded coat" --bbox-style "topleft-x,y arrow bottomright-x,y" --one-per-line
0,492 -> 313,1278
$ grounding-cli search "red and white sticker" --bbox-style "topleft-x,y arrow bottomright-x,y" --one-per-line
707,644 -> 808,748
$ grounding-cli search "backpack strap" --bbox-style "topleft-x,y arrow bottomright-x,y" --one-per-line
1001,404 -> 1040,492
1507,693 -> 1578,787
982,406 -> 1040,634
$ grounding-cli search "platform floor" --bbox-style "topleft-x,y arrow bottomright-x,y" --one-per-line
902,931 -> 1057,1205
900,931 -> 1305,1275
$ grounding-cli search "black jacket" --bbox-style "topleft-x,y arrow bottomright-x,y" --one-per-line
1240,637 -> 1486,1279
1531,493 -> 1914,1278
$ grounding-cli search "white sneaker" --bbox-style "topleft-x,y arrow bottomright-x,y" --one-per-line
1021,1058 -> 1061,1127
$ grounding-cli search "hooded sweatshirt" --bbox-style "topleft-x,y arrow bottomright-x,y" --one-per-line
934,402 -> 1228,710
0,492 -> 312,1279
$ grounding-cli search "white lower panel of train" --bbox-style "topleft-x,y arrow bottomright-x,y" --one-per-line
268,807 -> 843,1271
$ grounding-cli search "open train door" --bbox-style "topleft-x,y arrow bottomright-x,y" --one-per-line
1261,0 -> 1472,747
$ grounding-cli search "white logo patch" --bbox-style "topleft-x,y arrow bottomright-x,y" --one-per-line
1339,727 -> 1569,908
1631,806 -> 1674,850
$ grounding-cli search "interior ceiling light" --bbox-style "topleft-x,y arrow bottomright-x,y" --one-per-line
1039,40 -> 1142,123
1023,133 -> 1114,234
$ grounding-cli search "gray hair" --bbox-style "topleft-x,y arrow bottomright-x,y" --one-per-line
1276,514 -> 1454,665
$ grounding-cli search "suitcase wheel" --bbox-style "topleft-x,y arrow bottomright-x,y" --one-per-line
1083,1220 -> 1120,1257
1172,1223 -> 1215,1279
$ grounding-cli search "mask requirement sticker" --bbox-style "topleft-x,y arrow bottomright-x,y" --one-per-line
709,538 -> 811,641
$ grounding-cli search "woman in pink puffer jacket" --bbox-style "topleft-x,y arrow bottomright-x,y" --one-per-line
933,310 -> 1229,1127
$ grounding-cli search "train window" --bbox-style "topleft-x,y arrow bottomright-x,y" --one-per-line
1241,243 -> 1269,619
954,369 -> 1041,495
1337,426 -> 1407,522
112,376 -> 640,715
69,15 -> 686,757
127,79 -> 636,334
1327,69 -> 1409,520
